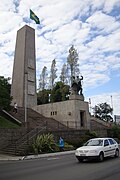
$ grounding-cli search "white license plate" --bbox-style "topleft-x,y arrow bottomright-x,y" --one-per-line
80,154 -> 86,156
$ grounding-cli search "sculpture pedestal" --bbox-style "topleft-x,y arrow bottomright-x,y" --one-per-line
69,94 -> 84,101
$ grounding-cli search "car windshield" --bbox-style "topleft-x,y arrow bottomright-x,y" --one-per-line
84,139 -> 103,146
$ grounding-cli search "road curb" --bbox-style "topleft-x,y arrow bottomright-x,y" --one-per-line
0,150 -> 75,161
23,150 -> 75,160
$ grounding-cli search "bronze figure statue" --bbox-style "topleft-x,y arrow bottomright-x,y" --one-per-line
71,75 -> 83,95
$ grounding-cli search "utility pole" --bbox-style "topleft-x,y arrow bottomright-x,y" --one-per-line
89,98 -> 92,115
110,95 -> 114,121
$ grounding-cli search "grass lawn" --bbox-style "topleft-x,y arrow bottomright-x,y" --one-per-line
0,115 -> 20,128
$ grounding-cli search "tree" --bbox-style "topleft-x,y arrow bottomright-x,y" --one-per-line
0,76 -> 12,110
37,81 -> 70,104
108,124 -> 120,140
59,63 -> 68,84
49,59 -> 57,89
39,66 -> 48,90
50,81 -> 70,103
93,102 -> 113,122
67,45 -> 80,85
37,89 -> 50,105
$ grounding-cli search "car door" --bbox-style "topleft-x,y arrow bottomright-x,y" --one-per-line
108,138 -> 117,156
103,139 -> 111,157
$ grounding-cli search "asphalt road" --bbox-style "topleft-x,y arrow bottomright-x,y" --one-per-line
0,154 -> 120,180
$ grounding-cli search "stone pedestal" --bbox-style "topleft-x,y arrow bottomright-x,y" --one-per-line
69,94 -> 84,101
11,25 -> 37,108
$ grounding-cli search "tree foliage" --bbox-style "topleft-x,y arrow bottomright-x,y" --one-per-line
37,89 -> 50,105
49,59 -> 57,89
37,81 -> 70,104
108,124 -> 120,140
0,76 -> 12,110
37,45 -> 82,103
67,45 -> 80,85
50,81 -> 70,103
93,102 -> 113,122
59,63 -> 68,84
39,66 -> 48,90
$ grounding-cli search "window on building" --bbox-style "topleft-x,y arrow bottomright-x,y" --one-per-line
55,111 -> 57,115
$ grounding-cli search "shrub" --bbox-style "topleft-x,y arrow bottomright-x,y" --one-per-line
85,130 -> 98,138
32,133 -> 56,154
67,131 -> 98,148
67,135 -> 90,148
108,125 -> 120,141
63,142 -> 74,151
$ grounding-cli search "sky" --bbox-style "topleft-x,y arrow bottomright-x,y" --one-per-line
0,0 -> 120,116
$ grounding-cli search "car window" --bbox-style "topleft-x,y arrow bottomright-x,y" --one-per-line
104,139 -> 109,146
108,138 -> 116,145
84,139 -> 103,146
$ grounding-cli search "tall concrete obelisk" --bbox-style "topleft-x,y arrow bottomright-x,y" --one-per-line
11,25 -> 37,108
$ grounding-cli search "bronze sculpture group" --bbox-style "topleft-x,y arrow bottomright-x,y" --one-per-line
71,75 -> 83,95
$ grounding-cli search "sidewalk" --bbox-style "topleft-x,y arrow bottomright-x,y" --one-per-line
0,154 -> 23,161
0,150 -> 75,161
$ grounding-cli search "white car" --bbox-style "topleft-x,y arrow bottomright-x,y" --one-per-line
75,137 -> 119,162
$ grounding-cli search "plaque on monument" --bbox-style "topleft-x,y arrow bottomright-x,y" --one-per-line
28,58 -> 34,69
28,71 -> 35,82
28,84 -> 35,95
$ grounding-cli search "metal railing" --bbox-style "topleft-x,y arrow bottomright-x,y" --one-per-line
14,126 -> 47,154
43,120 -> 85,130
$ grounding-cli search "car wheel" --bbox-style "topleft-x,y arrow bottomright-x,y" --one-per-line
99,152 -> 104,162
114,149 -> 119,158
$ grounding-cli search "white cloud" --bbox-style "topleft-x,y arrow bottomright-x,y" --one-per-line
90,0 -> 120,14
86,11 -> 120,33
103,0 -> 120,13
0,0 -> 120,114
0,0 -> 15,11
0,53 -> 13,78
83,71 -> 110,88
101,30 -> 120,51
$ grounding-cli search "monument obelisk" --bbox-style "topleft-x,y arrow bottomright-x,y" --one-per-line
11,25 -> 37,108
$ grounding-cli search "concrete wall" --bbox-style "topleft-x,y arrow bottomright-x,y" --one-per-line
33,98 -> 90,129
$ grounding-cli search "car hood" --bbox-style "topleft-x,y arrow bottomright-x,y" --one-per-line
76,146 -> 101,151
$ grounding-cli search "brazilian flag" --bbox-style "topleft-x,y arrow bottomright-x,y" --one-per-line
30,9 -> 40,24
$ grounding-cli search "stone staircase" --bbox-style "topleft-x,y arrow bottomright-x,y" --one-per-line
8,107 -> 68,130
1,127 -> 47,155
90,117 -> 111,130
90,117 -> 112,137
0,107 -> 69,155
